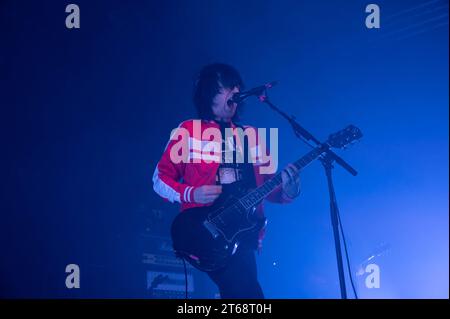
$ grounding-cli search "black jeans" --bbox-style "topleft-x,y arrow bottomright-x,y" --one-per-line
206,247 -> 264,299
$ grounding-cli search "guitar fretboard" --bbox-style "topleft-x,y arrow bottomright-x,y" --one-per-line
238,145 -> 327,209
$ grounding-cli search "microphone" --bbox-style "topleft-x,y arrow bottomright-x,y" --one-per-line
227,81 -> 278,105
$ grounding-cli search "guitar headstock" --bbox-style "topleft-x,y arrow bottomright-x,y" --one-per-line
327,125 -> 363,149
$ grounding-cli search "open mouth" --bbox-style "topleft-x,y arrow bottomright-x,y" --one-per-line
226,99 -> 236,108
226,100 -> 236,111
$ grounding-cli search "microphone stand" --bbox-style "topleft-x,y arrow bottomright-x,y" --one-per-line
257,93 -> 357,299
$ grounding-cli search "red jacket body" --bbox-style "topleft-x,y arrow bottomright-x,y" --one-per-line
152,119 -> 292,242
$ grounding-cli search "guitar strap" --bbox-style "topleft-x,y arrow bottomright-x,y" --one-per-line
214,121 -> 257,189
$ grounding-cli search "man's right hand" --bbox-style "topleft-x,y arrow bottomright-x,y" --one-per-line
193,185 -> 222,204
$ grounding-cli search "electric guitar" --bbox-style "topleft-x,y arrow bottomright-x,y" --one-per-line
171,125 -> 362,272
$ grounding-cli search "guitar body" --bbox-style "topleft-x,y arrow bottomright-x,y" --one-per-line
170,182 -> 266,272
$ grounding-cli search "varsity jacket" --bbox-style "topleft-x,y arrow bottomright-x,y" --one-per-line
152,119 -> 293,243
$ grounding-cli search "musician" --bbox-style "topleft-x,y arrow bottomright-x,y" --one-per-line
152,63 -> 301,298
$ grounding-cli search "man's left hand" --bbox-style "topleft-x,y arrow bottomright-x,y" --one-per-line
281,163 -> 301,199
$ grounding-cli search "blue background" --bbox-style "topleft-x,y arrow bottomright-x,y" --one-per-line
0,0 -> 448,298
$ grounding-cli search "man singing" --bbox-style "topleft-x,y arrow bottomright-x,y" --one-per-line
153,63 -> 301,298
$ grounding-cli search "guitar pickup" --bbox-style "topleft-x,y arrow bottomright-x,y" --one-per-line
203,220 -> 220,239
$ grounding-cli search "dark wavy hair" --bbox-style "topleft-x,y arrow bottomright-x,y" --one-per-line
193,63 -> 245,121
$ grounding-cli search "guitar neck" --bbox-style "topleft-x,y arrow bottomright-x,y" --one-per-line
238,144 -> 328,209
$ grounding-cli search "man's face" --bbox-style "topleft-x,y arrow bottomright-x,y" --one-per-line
211,83 -> 240,121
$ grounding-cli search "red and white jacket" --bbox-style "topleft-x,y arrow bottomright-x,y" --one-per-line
152,119 -> 292,243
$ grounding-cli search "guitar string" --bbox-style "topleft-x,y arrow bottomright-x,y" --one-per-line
208,146 -> 326,225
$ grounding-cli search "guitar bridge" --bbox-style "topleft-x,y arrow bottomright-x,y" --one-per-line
203,220 -> 220,239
